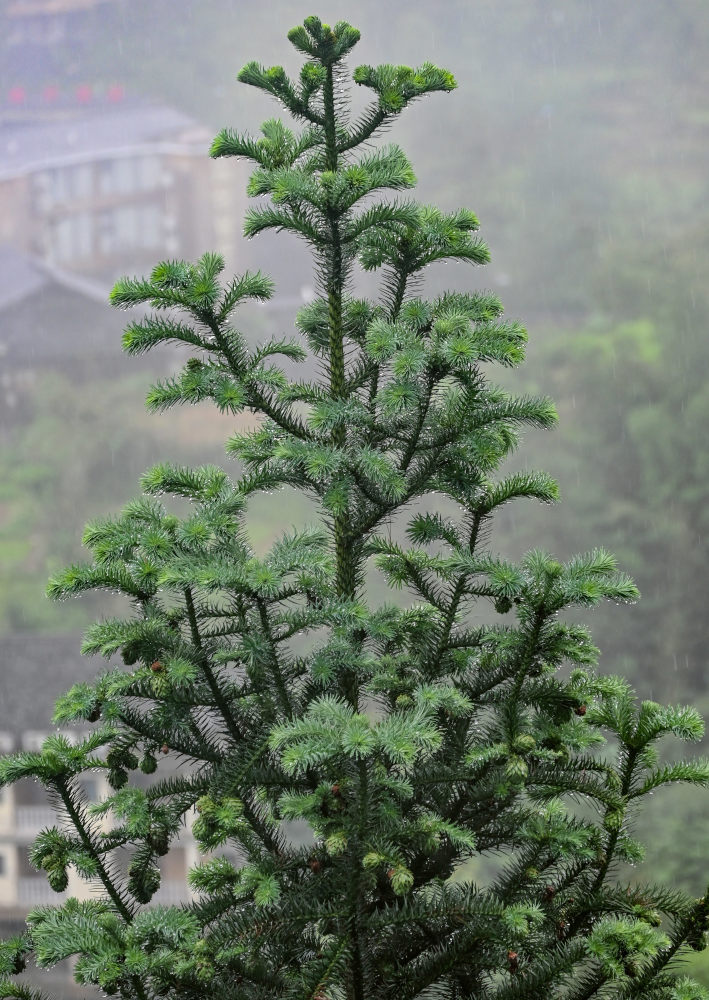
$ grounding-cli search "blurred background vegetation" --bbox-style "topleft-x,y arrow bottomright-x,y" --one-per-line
1,0 -> 707,979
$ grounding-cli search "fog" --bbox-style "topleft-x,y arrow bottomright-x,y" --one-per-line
0,0 -> 708,989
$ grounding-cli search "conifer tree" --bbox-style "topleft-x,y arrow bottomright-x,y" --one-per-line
2,16 -> 709,1000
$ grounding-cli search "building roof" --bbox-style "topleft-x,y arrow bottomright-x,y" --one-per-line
0,244 -> 108,310
7,0 -> 114,13
0,244 -> 46,312
0,632 -> 97,740
0,101 -> 210,180
0,245 -> 132,366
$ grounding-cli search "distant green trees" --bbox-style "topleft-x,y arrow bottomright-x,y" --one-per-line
2,15 -> 709,1000
516,223 -> 709,700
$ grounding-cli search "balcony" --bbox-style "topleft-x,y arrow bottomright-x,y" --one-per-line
15,806 -> 56,833
10,878 -> 188,909
152,880 -> 189,905
17,878 -> 67,906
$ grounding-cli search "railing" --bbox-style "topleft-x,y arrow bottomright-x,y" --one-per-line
15,806 -> 57,832
18,878 -> 67,905
12,877 -> 189,908
151,880 -> 189,905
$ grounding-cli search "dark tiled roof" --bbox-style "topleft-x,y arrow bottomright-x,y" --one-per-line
0,632 -> 97,738
0,245 -> 45,311
0,246 -> 130,365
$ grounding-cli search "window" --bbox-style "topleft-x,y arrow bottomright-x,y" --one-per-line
115,205 -> 138,245
23,731 -> 48,752
116,159 -> 136,194
73,164 -> 92,200
160,848 -> 186,880
75,212 -> 91,257
50,212 -> 92,263
100,158 -> 138,196
99,156 -> 167,196
98,209 -> 115,255
81,779 -> 98,802
140,205 -> 161,248
138,156 -> 161,190
34,169 -> 66,211
98,204 -> 163,256
100,160 -> 125,196
35,166 -> 93,211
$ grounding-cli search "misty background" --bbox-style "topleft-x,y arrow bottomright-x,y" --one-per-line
0,0 -> 708,983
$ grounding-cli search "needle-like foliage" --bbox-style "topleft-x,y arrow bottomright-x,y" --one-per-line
1,16 -> 708,1000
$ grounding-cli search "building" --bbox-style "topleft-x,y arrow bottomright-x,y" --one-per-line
0,85 -> 249,415
0,245 -> 128,397
0,93 -> 244,283
4,0 -> 118,40
2,0 -> 120,81
0,632 -> 200,986
0,12 -> 257,987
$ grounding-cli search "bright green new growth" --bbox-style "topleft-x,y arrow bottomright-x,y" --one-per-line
1,16 -> 708,1000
